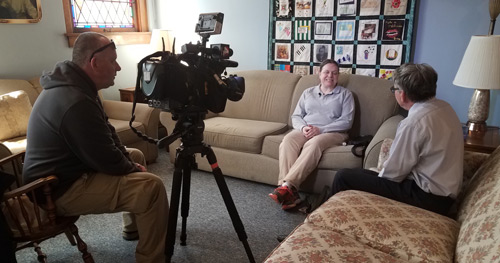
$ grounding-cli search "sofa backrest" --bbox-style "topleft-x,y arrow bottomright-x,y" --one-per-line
0,78 -> 42,105
221,70 -> 301,123
455,146 -> 500,262
291,73 -> 398,138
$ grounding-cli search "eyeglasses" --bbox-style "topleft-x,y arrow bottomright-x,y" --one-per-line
89,40 -> 116,62
389,86 -> 400,93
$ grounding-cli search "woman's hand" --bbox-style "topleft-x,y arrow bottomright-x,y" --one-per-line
302,125 -> 320,139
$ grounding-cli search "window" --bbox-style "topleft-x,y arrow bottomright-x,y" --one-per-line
62,0 -> 150,47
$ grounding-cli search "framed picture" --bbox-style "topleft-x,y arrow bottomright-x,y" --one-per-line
0,0 -> 42,24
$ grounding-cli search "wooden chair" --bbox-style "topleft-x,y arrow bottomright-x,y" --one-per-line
0,152 -> 94,263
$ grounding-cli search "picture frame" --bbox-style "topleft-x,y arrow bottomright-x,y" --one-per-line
0,0 -> 42,24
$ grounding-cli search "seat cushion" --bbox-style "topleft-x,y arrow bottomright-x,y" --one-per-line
203,117 -> 288,153
307,190 -> 459,263
0,90 -> 32,141
264,223 -> 407,263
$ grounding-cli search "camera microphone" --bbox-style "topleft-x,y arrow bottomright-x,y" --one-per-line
221,60 -> 238,68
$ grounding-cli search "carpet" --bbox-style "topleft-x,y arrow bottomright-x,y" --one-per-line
15,149 -> 307,263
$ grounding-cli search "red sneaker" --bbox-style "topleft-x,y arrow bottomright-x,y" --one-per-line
269,185 -> 300,210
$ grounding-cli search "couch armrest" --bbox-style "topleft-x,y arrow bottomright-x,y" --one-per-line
0,142 -> 13,160
363,114 -> 404,169
102,100 -> 160,138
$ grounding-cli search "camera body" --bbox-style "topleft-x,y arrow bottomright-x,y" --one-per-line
138,12 -> 245,115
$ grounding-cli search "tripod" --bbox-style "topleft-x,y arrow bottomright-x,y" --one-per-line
159,112 -> 255,263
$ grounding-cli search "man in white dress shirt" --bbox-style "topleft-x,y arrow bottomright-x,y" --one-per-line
330,63 -> 463,216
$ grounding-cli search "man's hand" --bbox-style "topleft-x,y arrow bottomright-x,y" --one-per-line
135,163 -> 147,172
302,125 -> 320,139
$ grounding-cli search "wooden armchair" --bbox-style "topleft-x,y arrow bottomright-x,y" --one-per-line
0,152 -> 94,263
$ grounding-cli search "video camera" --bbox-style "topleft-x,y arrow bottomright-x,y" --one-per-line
135,12 -> 245,115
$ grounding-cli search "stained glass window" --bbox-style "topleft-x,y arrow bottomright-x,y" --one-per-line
70,0 -> 135,29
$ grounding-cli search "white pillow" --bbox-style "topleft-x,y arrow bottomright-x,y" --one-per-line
0,90 -> 32,141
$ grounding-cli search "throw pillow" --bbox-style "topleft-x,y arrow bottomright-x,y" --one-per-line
368,138 -> 393,172
0,90 -> 32,141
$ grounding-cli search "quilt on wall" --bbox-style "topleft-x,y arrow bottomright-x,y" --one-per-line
269,0 -> 418,79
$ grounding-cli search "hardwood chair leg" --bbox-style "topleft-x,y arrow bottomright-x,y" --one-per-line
64,228 -> 77,245
33,242 -> 47,263
69,224 -> 94,263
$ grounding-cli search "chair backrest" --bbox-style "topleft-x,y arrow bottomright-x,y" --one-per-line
0,151 -> 93,262
0,152 -> 59,242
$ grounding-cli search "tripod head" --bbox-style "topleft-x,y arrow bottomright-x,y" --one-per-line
157,110 -> 207,149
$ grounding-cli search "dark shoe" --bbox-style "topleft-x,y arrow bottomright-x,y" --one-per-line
276,234 -> 288,243
122,231 -> 139,241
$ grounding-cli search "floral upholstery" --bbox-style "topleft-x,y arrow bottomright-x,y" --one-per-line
306,191 -> 458,263
455,147 -> 500,262
265,147 -> 498,263
264,223 -> 407,263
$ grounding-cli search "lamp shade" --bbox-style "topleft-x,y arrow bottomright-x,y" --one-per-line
453,35 -> 500,90
150,29 -> 174,52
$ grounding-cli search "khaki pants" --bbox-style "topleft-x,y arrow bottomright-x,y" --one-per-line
55,148 -> 168,263
278,130 -> 348,188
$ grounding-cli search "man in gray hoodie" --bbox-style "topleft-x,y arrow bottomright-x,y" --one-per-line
23,32 -> 168,263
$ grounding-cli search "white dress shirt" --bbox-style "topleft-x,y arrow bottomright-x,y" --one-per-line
379,98 -> 464,198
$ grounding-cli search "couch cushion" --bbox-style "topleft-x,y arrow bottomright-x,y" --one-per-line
307,190 -> 459,263
261,133 -> 285,159
108,119 -> 145,145
264,222 -> 407,263
223,70 -> 301,124
0,90 -> 32,141
204,117 -> 288,154
455,146 -> 500,262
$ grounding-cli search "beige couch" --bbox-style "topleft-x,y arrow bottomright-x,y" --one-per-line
264,148 -> 496,263
160,70 -> 402,193
0,78 -> 160,163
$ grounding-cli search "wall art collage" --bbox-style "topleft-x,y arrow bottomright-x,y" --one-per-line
268,0 -> 418,79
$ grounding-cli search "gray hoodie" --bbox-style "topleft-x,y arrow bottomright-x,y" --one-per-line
23,61 -> 139,199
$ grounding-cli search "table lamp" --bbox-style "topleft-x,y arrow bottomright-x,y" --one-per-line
453,35 -> 500,132
150,29 -> 175,52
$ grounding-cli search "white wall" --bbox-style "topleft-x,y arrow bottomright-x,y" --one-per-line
0,0 -> 153,100
1,0 -> 499,126
153,0 -> 269,72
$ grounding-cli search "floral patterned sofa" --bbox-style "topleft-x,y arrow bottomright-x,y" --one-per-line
264,148 -> 497,262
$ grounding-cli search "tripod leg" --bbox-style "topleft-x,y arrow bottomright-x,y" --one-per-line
180,155 -> 194,246
203,146 -> 256,263
165,151 -> 185,263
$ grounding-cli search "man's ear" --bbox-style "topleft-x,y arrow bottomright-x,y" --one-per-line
89,57 -> 98,69
399,90 -> 408,103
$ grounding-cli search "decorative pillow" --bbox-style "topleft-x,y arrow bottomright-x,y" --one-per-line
0,90 -> 32,141
369,138 -> 393,172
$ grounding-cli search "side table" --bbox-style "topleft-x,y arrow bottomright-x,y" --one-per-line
119,87 -> 146,103
464,126 -> 500,154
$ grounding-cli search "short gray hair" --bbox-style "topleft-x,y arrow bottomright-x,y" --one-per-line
72,32 -> 109,67
394,63 -> 438,102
